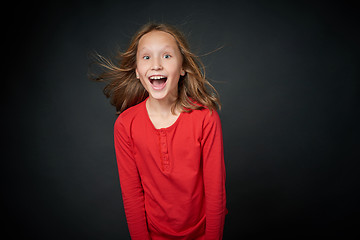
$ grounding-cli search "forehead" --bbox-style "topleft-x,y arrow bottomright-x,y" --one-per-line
137,30 -> 179,51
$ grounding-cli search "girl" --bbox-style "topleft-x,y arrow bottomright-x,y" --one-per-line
95,23 -> 226,240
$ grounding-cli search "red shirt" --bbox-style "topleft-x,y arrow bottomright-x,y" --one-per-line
114,99 -> 226,240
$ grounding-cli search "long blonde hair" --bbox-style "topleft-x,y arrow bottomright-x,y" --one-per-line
92,22 -> 221,114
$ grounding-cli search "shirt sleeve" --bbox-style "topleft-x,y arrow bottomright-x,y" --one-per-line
201,110 -> 227,240
114,118 -> 150,240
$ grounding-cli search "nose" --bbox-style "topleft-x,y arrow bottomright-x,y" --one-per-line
151,57 -> 163,70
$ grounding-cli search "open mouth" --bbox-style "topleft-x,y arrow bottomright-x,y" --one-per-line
149,75 -> 167,90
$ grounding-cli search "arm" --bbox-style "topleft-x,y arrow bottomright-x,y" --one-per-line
114,118 -> 150,240
201,111 -> 227,240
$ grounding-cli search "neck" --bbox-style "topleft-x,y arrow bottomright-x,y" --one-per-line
147,96 -> 178,116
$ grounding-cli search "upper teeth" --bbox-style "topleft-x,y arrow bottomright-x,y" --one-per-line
149,76 -> 166,80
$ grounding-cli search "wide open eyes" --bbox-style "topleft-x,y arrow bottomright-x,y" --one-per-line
141,54 -> 172,60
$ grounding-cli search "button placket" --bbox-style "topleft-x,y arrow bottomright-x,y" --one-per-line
159,130 -> 170,172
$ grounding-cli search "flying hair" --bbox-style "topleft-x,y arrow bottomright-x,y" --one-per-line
91,22 -> 221,114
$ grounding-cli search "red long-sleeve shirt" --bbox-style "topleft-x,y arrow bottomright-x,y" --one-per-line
114,99 -> 226,240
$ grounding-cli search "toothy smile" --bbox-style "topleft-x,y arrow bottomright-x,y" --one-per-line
148,75 -> 167,90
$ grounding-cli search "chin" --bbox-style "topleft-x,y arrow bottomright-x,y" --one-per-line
148,91 -> 168,100
148,88 -> 178,102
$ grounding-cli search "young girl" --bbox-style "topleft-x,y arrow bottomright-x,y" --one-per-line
95,23 -> 226,240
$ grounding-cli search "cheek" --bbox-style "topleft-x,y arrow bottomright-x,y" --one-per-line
168,62 -> 183,75
136,60 -> 148,74
139,78 -> 149,91
136,65 -> 144,75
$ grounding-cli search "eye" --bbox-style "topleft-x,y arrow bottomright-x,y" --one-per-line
143,56 -> 150,60
164,54 -> 171,59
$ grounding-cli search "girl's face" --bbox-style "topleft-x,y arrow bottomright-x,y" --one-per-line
136,30 -> 185,102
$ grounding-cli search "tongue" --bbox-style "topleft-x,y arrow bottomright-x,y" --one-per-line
152,79 -> 166,87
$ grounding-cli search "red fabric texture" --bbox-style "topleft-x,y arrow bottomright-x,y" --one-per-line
114,99 -> 226,239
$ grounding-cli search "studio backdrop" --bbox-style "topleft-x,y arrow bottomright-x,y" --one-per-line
4,0 -> 359,239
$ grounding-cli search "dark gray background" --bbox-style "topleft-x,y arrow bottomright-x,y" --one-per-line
4,0 -> 359,239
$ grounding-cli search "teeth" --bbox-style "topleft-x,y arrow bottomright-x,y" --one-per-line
149,76 -> 166,80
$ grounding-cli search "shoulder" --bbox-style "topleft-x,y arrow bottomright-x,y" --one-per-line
185,108 -> 222,143
114,100 -> 145,130
185,98 -> 220,121
184,107 -> 221,127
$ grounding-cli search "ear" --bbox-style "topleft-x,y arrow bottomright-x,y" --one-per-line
180,69 -> 186,76
135,69 -> 140,79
